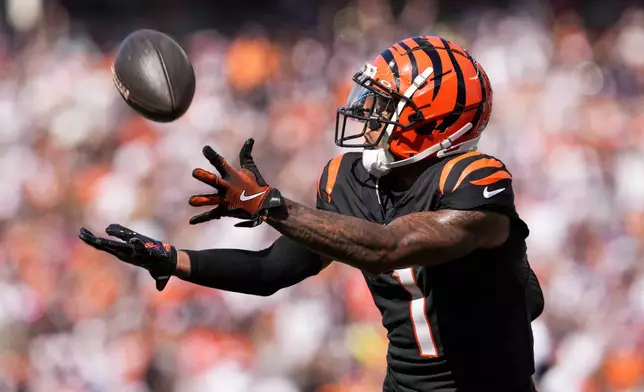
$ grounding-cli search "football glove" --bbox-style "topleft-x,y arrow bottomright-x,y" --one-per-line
78,224 -> 177,291
189,138 -> 284,227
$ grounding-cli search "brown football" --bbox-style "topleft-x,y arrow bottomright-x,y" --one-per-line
112,29 -> 196,122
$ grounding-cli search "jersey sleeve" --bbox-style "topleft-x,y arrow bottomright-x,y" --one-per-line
437,153 -> 516,216
315,154 -> 344,213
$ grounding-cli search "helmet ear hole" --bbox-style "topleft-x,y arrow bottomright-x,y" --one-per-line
415,120 -> 437,135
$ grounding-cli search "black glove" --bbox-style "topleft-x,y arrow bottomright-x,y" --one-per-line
78,224 -> 177,291
189,138 -> 284,227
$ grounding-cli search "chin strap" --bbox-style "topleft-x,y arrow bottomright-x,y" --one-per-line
362,148 -> 394,177
437,135 -> 481,158
362,122 -> 475,177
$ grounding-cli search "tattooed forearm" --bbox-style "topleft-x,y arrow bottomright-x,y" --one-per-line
267,200 -> 395,273
266,199 -> 509,274
385,209 -> 508,268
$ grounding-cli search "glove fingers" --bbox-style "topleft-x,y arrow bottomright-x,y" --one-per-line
202,145 -> 232,177
234,217 -> 263,228
79,228 -> 135,259
238,138 -> 254,167
80,227 -> 117,253
79,227 -> 97,242
102,240 -> 137,261
189,206 -> 227,225
192,168 -> 230,191
238,138 -> 268,186
79,227 -> 105,250
189,194 -> 222,207
105,224 -> 139,242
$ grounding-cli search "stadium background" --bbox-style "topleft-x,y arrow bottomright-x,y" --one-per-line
1,0 -> 644,390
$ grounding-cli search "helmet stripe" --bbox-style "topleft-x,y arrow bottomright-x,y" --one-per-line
411,36 -> 443,100
380,49 -> 401,91
464,49 -> 486,131
436,38 -> 466,133
396,40 -> 418,81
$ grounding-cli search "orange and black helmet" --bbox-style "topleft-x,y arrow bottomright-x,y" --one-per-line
336,36 -> 493,169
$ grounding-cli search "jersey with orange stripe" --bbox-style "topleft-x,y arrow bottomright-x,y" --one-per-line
317,152 -> 540,392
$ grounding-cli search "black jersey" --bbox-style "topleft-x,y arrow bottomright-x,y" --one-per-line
316,152 -> 543,392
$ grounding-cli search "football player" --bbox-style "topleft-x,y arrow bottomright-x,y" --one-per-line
80,36 -> 544,391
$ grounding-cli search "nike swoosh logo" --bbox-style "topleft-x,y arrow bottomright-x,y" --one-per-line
240,189 -> 267,202
483,187 -> 505,199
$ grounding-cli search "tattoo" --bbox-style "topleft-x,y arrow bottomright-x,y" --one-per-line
386,209 -> 508,268
267,199 -> 509,274
268,200 -> 394,273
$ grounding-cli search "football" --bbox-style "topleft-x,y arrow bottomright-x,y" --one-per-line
112,29 -> 196,122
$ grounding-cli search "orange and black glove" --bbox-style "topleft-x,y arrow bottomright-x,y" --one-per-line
78,224 -> 177,291
189,138 -> 284,227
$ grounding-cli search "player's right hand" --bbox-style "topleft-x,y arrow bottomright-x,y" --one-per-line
188,138 -> 284,227
78,224 -> 177,291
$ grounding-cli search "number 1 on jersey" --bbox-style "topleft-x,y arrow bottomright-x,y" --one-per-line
393,268 -> 438,358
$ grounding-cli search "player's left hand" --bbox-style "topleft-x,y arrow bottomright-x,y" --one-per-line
189,138 -> 284,227
78,224 -> 177,291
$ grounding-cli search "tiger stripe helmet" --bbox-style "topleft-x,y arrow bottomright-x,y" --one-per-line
335,36 -> 493,173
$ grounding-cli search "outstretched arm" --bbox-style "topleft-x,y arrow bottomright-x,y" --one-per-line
79,225 -> 330,295
267,199 -> 509,275
177,235 -> 330,296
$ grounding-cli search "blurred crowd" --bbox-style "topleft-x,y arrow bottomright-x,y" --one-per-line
1,0 -> 644,391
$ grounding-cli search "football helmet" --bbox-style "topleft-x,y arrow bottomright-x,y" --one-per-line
335,36 -> 493,176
